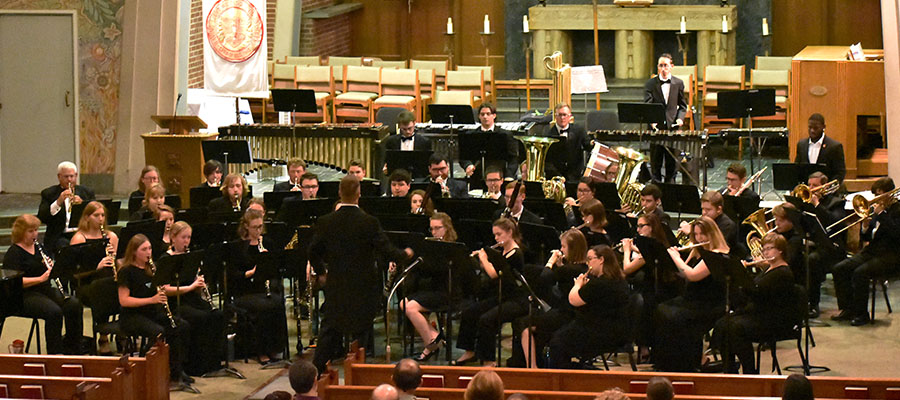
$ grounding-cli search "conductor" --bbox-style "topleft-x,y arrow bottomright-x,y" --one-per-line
308,175 -> 413,372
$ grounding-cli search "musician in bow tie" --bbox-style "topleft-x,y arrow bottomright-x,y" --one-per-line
544,103 -> 592,182
381,111 -> 433,174
644,53 -> 687,184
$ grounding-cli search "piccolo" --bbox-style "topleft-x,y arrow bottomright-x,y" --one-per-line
675,241 -> 710,252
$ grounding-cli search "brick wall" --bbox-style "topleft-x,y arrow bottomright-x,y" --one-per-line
187,0 -> 277,88
298,0 -> 352,56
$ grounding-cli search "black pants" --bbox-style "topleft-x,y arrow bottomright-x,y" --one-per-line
457,297 -> 528,362
177,300 -> 225,375
121,311 -> 189,379
234,293 -> 288,358
712,314 -> 765,374
805,249 -> 840,309
548,320 -> 627,369
833,252 -> 899,317
312,312 -> 372,373
21,289 -> 83,354
653,297 -> 723,372
650,144 -> 676,183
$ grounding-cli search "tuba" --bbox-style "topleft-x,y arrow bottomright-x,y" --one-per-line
516,136 -> 559,182
742,208 -> 774,259
615,146 -> 646,212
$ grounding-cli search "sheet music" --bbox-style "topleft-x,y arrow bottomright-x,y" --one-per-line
570,65 -> 609,94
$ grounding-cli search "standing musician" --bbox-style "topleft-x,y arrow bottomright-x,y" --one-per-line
401,212 -> 459,361
273,159 -> 308,192
70,201 -> 119,279
453,217 -> 527,367
721,163 -> 761,203
226,210 -> 288,364
493,181 -> 543,225
654,217 -> 729,372
805,171 -> 844,317
160,221 -> 226,376
679,191 -> 738,252
387,169 -> 412,198
547,244 -> 630,369
795,113 -> 846,183
38,161 -> 95,253
308,175 -> 413,373
579,201 -> 615,247
381,111 -> 433,175
4,214 -> 84,355
460,103 -> 519,182
418,154 -> 468,199
200,159 -> 224,187
130,183 -> 166,221
208,173 -> 251,213
644,53 -> 687,184
715,233 -> 796,374
832,177 -> 900,326
117,234 -> 191,385
130,165 -> 161,200
544,103 -> 593,183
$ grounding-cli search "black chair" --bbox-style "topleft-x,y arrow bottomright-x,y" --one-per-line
85,277 -> 125,354
752,284 -> 808,374
578,292 -> 641,371
375,107 -> 408,135
869,274 -> 895,321
585,110 -> 620,132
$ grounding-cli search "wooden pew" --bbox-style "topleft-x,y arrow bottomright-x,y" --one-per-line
343,349 -> 900,399
0,340 -> 169,400
0,367 -> 131,400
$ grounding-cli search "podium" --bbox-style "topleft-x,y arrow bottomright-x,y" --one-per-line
151,115 -> 207,135
142,114 -> 215,206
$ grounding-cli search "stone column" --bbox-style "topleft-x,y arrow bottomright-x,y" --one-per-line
532,29 -> 572,79
614,30 -> 653,79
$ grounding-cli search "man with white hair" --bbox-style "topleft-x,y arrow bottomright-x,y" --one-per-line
38,161 -> 95,253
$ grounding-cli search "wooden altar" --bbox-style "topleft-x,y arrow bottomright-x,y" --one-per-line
528,4 -> 737,79
141,132 -> 219,205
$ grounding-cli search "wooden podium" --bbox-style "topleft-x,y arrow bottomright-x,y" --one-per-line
790,46 -> 886,179
142,115 -> 215,205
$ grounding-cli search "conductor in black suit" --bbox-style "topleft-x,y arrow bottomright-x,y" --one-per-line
794,113 -> 846,183
38,161 -> 95,253
381,110 -> 433,178
544,103 -> 593,182
308,175 -> 413,372
643,53 -> 687,183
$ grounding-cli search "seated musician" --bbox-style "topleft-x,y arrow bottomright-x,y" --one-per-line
679,191 -> 738,252
208,173 -> 252,214
771,203 -> 804,282
547,244 -> 630,369
387,169 -> 412,197
655,216 -> 729,372
622,213 -> 679,362
273,159 -> 307,192
409,189 -> 433,216
381,111 -> 433,174
564,177 -> 597,209
805,171 -> 844,317
628,183 -> 671,227
493,181 -> 542,225
715,233 -> 796,374
130,165 -> 161,200
460,103 -> 519,181
481,167 -> 505,200
226,209 -> 288,363
454,217 -> 528,367
401,212 -> 459,361
200,159 -> 223,188
417,153 -> 468,199
159,221 -> 226,376
4,214 -> 85,354
795,113 -> 846,183
117,234 -> 192,386
348,159 -> 375,182
544,103 -> 593,182
38,161 -> 95,253
579,201 -> 616,247
721,163 -> 761,203
299,172 -> 319,200
832,177 -> 900,326
130,183 -> 166,221
70,201 -> 119,279
158,204 -> 175,249
644,53 -> 687,184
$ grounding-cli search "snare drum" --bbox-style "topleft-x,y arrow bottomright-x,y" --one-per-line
584,143 -> 619,183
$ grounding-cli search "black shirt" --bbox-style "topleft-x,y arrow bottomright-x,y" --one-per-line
744,265 -> 795,327
3,244 -> 51,292
682,257 -> 726,305
227,240 -> 271,297
574,276 -> 630,328
117,265 -> 161,317
580,227 -> 613,248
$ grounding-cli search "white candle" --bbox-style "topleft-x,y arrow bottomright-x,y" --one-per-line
523,15 -> 530,33
484,14 -> 491,34
722,15 -> 728,33
680,16 -> 686,34
447,17 -> 454,35
762,18 -> 769,36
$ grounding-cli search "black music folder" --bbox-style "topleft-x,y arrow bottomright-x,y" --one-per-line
617,102 -> 666,128
271,89 -> 318,114
658,183 -> 702,215
772,163 -> 830,191
117,220 -> 166,256
385,150 -> 433,180
358,196 -> 410,216
723,195 -> 761,225
428,104 -> 476,125
717,89 -> 776,119
277,198 -> 334,227
154,250 -> 207,287
190,186 -> 222,209
317,179 -> 380,198
594,182 -> 622,211
69,199 -> 121,228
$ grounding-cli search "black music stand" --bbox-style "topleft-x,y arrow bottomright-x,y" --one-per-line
117,220 -> 166,257
428,104 -> 475,126
359,197 -> 410,216
0,269 -> 24,319
593,182 -> 622,210
458,131 -> 514,181
772,163 -> 830,191
385,150 -> 433,180
723,196 -> 761,226
633,235 -> 679,296
154,250 -> 207,303
455,219 -> 495,252
417,239 -> 471,361
717,89 -> 776,188
271,89 -> 317,121
378,214 -> 430,234
202,140 -> 254,173
56,241 -> 104,287
522,199 -> 568,231
518,222 -> 562,263
658,183 -> 702,219
69,199 -> 120,228
617,102 -> 666,130
190,186 -> 223,209
263,191 -> 303,214
521,181 -> 544,199
277,198 -> 334,227
435,198 -> 499,222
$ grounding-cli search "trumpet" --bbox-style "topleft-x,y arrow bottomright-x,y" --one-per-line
232,193 -> 241,212
733,166 -> 767,196
65,182 -> 78,213
792,179 -> 840,203
35,240 -> 67,299
675,241 -> 710,252
828,187 -> 900,237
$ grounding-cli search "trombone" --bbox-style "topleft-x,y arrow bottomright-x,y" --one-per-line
827,187 -> 900,237
791,179 -> 840,203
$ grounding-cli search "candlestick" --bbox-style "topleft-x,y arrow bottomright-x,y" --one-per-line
722,15 -> 728,33
523,15 -> 530,33
447,17 -> 454,35
483,14 -> 491,34
762,18 -> 769,37
680,16 -> 686,34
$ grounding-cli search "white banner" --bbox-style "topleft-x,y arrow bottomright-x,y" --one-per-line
203,0 -> 269,97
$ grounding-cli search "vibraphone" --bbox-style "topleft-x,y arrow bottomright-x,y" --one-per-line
716,127 -> 788,139
417,121 -> 537,161
591,129 -> 709,188
218,123 -> 389,175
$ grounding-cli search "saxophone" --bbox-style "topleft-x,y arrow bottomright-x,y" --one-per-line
149,258 -> 177,329
35,240 -> 67,299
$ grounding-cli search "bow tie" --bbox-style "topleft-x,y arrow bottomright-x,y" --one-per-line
660,79 -> 671,84
400,135 -> 413,142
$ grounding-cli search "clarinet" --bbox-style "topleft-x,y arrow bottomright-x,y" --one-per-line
257,236 -> 270,297
35,240 -> 68,299
101,224 -> 116,281
191,248 -> 216,309
149,258 -> 177,328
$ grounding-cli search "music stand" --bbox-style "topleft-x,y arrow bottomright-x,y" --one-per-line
458,131 -> 513,181
632,235 -> 678,296
455,219 -> 495,251
699,248 -> 752,373
593,182 -> 622,210
202,140 -> 254,173
519,221 -> 562,263
378,214 -> 430,234
435,198 -> 499,222
56,241 -> 104,286
521,181 -> 545,199
154,250 -> 207,292
191,222 -> 226,252
772,163 -> 830,191
522,199 -> 568,231
717,89 -> 776,187
190,186 -> 223,209
617,102 -> 666,130
263,191 -> 303,215
117,220 -> 166,257
69,199 -> 120,228
428,104 -> 475,127
385,150 -> 433,180
359,197 -> 410,216
271,89 -> 317,122
276,198 -> 334,227
417,239 -> 471,361
723,196 -> 761,225
658,183 -> 702,218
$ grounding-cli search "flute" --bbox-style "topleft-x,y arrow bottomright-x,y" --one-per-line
743,257 -> 775,267
675,241 -> 710,252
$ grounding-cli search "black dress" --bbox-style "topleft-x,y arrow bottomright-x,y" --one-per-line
226,239 -> 288,358
157,252 -> 226,375
118,265 -> 189,380
3,245 -> 83,354
580,226 -> 613,248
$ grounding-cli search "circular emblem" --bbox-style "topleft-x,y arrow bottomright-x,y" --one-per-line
205,0 -> 264,63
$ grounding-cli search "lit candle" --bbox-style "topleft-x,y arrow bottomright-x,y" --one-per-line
722,15 -> 728,33
447,17 -> 454,35
680,16 -> 686,34
523,15 -> 530,33
762,18 -> 769,36
484,14 -> 491,34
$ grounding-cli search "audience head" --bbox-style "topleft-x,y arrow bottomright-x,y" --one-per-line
339,174 -> 361,203
11,214 -> 40,244
370,384 -> 400,400
397,111 -> 417,138
138,165 -> 161,193
348,159 -> 366,180
203,159 -> 224,186
57,161 -> 78,187
595,388 -> 631,400
640,184 -> 662,212
389,169 -> 412,197
464,370 -> 504,400
782,373 -> 814,400
507,395 -> 530,400
430,212 -> 457,242
647,377 -> 674,400
807,113 -> 826,142
560,229 -> 588,264
392,358 -> 423,394
288,359 -> 318,395
287,158 -> 308,184
700,190 -> 725,219
478,102 -> 497,129
428,153 -> 451,180
263,391 -> 292,400
554,103 -> 573,129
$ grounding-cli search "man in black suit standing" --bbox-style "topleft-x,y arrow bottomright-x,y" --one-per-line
308,175 -> 413,372
38,161 -> 95,253
273,159 -> 307,192
643,53 -> 687,183
417,154 -> 468,199
459,103 -> 519,182
382,111 -> 433,179
544,103 -> 592,182
795,113 -> 846,183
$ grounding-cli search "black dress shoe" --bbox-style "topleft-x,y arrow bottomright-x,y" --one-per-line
809,306 -> 820,319
180,372 -> 196,384
449,355 -> 477,366
831,310 -> 852,321
851,316 -> 871,326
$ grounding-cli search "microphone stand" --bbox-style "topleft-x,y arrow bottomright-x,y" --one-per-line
385,258 -> 423,362
786,211 -> 831,375
513,269 -> 551,368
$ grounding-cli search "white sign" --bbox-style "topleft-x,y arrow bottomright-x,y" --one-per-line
570,65 -> 609,94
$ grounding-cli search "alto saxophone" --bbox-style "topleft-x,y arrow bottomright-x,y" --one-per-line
35,240 -> 67,299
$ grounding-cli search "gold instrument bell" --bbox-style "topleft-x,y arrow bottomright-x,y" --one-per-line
742,208 -> 774,259
791,179 -> 840,203
614,146 -> 646,212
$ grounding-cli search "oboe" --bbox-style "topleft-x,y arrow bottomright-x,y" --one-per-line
35,240 -> 67,298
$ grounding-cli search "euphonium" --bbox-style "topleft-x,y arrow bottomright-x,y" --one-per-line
614,146 -> 645,211
792,179 -> 840,203
742,208 -> 775,259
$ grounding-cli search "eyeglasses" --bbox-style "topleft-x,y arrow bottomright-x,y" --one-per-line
301,185 -> 318,189
486,178 -> 502,182
586,255 -> 599,261
636,223 -> 649,229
